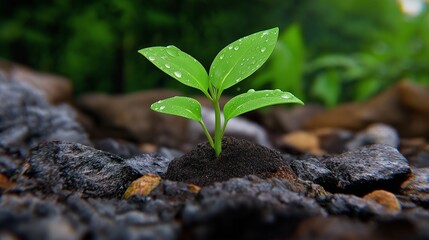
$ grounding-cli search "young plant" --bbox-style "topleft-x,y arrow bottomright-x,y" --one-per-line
139,27 -> 303,157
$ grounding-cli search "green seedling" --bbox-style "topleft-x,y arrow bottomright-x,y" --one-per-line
139,27 -> 303,157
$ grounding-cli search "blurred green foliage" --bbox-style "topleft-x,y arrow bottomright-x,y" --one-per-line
0,0 -> 428,106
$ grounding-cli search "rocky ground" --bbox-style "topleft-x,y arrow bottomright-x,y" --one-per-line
0,60 -> 429,240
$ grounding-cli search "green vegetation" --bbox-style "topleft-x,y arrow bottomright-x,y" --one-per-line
140,28 -> 303,157
1,0 -> 428,107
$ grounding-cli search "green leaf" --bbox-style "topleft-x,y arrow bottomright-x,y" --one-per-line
151,96 -> 202,121
209,27 -> 279,92
223,89 -> 303,122
139,46 -> 209,95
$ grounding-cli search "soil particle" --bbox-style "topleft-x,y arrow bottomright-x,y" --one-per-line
165,136 -> 297,186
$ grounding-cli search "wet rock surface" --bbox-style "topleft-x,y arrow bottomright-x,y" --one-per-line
1,64 -> 429,239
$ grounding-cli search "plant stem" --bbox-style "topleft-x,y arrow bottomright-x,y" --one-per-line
199,120 -> 214,149
213,97 -> 222,157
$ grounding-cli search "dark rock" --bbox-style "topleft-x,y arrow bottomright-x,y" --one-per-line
17,142 -> 141,198
0,193 -> 178,240
165,136 -> 297,186
94,138 -> 143,158
400,168 -> 429,208
290,157 -> 336,188
321,144 -> 411,195
125,153 -> 172,178
181,176 -> 324,240
317,194 -> 388,219
346,123 -> 400,150
0,74 -> 90,157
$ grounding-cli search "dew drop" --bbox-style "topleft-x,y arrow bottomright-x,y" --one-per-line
166,45 -> 179,57
157,100 -> 163,103
260,47 -> 266,53
282,93 -> 291,99
148,56 -> 155,61
220,54 -> 224,60
247,89 -> 255,93
261,31 -> 269,38
236,78 -> 241,82
160,106 -> 165,110
234,46 -> 239,50
228,45 -> 233,50
165,64 -> 171,68
174,71 -> 182,78
275,89 -> 282,93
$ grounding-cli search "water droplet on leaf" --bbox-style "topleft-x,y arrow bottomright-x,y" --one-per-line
165,64 -> 171,68
228,45 -> 233,50
220,54 -> 224,60
166,45 -> 179,57
148,56 -> 155,61
160,106 -> 165,110
260,47 -> 266,53
234,46 -> 239,50
247,89 -> 255,93
174,71 -> 182,78
282,93 -> 291,99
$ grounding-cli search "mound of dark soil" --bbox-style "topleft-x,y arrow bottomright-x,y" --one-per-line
165,136 -> 296,186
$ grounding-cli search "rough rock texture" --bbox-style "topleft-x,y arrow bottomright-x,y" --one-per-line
289,145 -> 411,195
290,157 -> 336,188
0,193 -> 179,240
317,194 -> 389,219
165,137 -> 297,186
321,144 -> 411,195
0,74 -> 90,156
181,176 -> 325,240
93,138 -> 144,158
125,153 -> 172,178
17,142 -> 141,198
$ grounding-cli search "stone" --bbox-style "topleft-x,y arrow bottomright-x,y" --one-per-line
0,193 -> 178,240
123,174 -> 161,199
346,123 -> 400,150
363,190 -> 401,213
281,131 -> 324,155
262,104 -> 325,133
76,90 -> 187,149
400,138 -> 429,168
124,153 -> 172,178
305,81 -> 429,139
0,59 -> 73,104
289,157 -> 336,189
94,138 -> 143,158
165,137 -> 297,186
321,144 -> 411,194
317,194 -> 389,219
17,142 -> 141,198
400,168 -> 429,208
0,74 -> 90,156
181,176 -> 324,240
